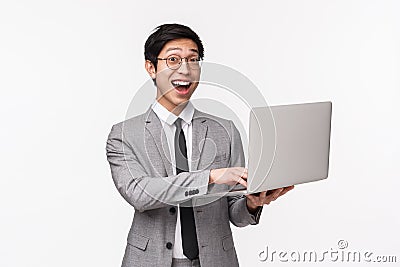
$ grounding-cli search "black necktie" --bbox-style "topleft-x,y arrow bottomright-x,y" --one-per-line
174,118 -> 199,260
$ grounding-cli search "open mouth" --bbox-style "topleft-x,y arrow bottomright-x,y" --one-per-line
171,80 -> 192,95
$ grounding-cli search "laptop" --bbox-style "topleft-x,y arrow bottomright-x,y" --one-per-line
207,101 -> 332,197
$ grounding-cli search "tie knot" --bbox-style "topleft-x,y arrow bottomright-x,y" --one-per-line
174,117 -> 183,129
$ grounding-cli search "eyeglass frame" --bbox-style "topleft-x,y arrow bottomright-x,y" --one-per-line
156,55 -> 202,70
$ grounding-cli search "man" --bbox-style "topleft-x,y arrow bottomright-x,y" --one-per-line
106,23 -> 293,267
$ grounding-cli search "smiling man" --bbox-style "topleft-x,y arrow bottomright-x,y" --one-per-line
106,23 -> 293,267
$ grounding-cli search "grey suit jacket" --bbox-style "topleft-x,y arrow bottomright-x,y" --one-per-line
106,106 -> 263,267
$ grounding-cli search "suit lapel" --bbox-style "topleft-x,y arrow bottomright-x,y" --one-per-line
191,110 -> 208,171
144,106 -> 209,175
144,107 -> 174,176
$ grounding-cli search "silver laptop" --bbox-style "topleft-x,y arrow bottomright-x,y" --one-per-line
209,101 -> 332,197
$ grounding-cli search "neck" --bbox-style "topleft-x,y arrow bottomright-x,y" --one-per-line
156,98 -> 189,116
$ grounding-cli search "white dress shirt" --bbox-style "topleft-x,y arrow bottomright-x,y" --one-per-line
151,100 -> 195,259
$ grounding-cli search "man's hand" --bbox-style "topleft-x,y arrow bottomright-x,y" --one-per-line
245,185 -> 295,213
209,167 -> 248,187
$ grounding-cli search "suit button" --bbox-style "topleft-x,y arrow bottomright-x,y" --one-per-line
169,207 -> 176,214
166,242 -> 173,249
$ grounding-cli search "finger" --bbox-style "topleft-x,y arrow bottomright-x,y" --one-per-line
237,167 -> 248,173
279,186 -> 294,196
233,167 -> 248,174
283,185 -> 294,192
245,194 -> 257,203
259,191 -> 269,205
252,191 -> 266,205
273,188 -> 284,198
277,185 -> 294,197
270,187 -> 292,202
236,178 -> 248,188
245,193 -> 254,198
259,191 -> 267,201
248,192 -> 263,206
265,190 -> 275,196
234,168 -> 248,179
245,194 -> 259,206
233,167 -> 247,174
270,188 -> 284,201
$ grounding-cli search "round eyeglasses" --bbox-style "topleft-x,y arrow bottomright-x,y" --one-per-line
157,55 -> 202,70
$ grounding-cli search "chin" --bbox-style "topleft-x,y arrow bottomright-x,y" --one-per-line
172,98 -> 190,107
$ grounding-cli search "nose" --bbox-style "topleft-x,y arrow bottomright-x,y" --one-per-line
177,60 -> 190,75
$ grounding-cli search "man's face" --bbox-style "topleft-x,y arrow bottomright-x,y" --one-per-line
145,38 -> 201,113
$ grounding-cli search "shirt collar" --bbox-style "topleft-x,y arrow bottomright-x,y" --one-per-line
151,100 -> 195,126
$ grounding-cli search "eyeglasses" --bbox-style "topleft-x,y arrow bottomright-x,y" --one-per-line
157,55 -> 202,70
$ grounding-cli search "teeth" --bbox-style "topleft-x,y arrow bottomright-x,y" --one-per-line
172,81 -> 190,86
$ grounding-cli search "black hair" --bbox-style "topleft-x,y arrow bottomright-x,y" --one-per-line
144,23 -> 204,70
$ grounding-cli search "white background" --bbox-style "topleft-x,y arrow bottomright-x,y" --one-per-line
1,0 -> 399,266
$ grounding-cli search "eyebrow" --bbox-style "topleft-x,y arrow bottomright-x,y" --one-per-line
165,47 -> 199,54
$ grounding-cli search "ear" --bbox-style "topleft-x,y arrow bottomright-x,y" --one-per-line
145,60 -> 156,79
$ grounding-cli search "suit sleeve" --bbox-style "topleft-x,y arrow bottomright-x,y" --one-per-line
106,123 -> 210,212
227,120 -> 263,227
